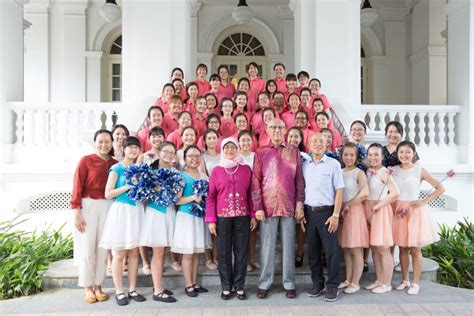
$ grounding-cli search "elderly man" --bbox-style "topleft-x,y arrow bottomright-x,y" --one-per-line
252,118 -> 305,299
301,132 -> 344,302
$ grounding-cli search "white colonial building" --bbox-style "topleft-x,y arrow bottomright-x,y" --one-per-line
0,0 -> 472,225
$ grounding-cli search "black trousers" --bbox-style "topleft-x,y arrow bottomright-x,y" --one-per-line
216,216 -> 250,291
304,205 -> 340,289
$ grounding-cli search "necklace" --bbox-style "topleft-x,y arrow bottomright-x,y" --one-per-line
224,164 -> 239,175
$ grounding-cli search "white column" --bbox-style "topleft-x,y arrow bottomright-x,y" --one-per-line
446,0 -> 474,165
0,0 -> 27,163
85,51 -> 103,102
279,5 -> 295,72
24,0 -> 50,102
382,7 -> 409,104
121,0 -> 192,130
368,55 -> 387,104
410,0 -> 447,105
291,0 -> 361,127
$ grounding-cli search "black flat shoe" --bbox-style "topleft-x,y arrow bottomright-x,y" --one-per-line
185,286 -> 198,297
153,291 -> 177,303
295,253 -> 304,268
221,291 -> 232,300
236,291 -> 246,300
193,284 -> 209,293
115,293 -> 129,306
128,290 -> 146,302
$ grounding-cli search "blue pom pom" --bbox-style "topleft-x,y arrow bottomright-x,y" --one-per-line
151,168 -> 185,206
190,179 -> 209,217
124,163 -> 157,202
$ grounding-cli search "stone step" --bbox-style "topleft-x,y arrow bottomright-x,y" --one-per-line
43,257 -> 438,289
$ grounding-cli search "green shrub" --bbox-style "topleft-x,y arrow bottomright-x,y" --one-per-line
422,218 -> 474,289
0,217 -> 73,299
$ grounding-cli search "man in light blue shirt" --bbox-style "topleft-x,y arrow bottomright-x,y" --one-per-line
301,132 -> 344,302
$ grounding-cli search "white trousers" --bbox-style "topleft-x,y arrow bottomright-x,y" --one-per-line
74,198 -> 111,287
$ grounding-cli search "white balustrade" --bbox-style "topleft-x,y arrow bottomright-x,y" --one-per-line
363,105 -> 461,148
8,102 -> 119,148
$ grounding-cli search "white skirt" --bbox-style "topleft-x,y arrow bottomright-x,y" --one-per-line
139,205 -> 176,248
99,201 -> 144,250
171,212 -> 210,254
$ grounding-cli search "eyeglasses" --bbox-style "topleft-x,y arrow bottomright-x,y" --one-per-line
295,117 -> 307,121
161,150 -> 176,156
268,126 -> 285,130
186,154 -> 201,159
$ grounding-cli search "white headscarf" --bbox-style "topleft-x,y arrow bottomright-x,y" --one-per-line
218,137 -> 243,168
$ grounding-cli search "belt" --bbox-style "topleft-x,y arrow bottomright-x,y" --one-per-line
305,205 -> 334,212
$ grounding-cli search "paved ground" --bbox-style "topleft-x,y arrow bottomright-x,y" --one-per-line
1,280 -> 473,316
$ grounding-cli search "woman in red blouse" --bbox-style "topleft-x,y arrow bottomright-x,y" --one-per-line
71,129 -> 117,303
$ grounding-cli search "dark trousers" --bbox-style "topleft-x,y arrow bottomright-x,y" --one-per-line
304,205 -> 340,289
216,216 -> 250,291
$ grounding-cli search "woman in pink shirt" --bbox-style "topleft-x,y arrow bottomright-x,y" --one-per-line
167,111 -> 193,149
154,84 -> 175,114
219,98 -> 236,138
172,79 -> 186,101
205,137 -> 257,300
194,63 -> 211,96
247,62 -> 266,112
197,114 -> 222,152
192,96 -> 208,139
273,63 -> 287,93
295,71 -> 310,95
233,91 -> 251,122
250,92 -> 271,136
184,82 -> 199,116
162,95 -> 182,136
207,74 -> 222,103
217,65 -> 236,99
314,112 -> 342,149
281,93 -> 301,129
137,106 -> 164,151
265,79 -> 278,104
257,108 -> 277,148
233,113 -> 257,152
299,87 -> 313,118
309,78 -> 332,111
283,74 -> 297,106
294,110 -> 313,149
204,93 -> 220,117
272,92 -> 286,116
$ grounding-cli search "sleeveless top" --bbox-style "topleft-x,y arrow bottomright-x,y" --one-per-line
343,168 -> 361,202
202,153 -> 221,176
392,165 -> 421,201
110,162 -> 136,206
367,167 -> 389,200
178,171 -> 208,215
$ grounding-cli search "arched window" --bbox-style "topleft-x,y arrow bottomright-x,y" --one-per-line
217,32 -> 265,56
108,35 -> 122,102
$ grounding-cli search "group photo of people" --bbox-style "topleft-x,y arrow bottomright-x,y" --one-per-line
71,62 -> 445,306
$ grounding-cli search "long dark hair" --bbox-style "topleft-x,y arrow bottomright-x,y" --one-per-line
396,140 -> 419,163
287,127 -> 306,152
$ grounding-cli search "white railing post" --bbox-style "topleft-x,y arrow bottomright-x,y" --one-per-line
438,113 -> 447,147
447,112 -> 456,147
407,112 -> 416,143
49,110 -> 58,146
418,112 -> 427,147
13,109 -> 24,146
427,112 -> 436,147
104,109 -> 115,130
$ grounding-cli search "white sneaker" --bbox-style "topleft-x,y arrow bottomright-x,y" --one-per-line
371,284 -> 392,294
407,283 -> 420,295
344,283 -> 360,294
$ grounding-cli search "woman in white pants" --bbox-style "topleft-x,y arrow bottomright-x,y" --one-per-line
71,129 -> 117,303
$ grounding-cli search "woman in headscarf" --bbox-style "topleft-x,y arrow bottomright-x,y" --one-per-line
205,138 -> 257,300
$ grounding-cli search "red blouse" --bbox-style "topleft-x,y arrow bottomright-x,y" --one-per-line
71,154 -> 117,209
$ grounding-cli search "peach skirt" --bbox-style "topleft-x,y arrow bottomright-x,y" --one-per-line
365,200 -> 394,247
338,203 -> 369,248
392,200 -> 439,248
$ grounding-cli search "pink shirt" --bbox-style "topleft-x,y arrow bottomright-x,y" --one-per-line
206,89 -> 225,105
251,111 -> 264,135
247,77 -> 265,113
251,142 -> 305,218
195,79 -> 211,97
193,115 -> 207,139
274,77 -> 287,93
281,111 -> 298,129
205,165 -> 255,223
258,131 -> 271,148
162,112 -> 179,136
310,94 -> 332,110
154,98 -> 169,113
197,135 -> 222,153
220,116 -> 236,138
184,100 -> 196,116
136,126 -> 157,152
232,132 -> 258,152
218,83 -> 236,99
167,129 -> 183,149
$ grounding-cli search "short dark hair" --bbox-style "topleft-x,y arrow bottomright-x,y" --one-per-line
385,121 -> 404,137
350,120 -> 367,133
316,111 -> 330,120
149,127 -> 165,138
209,73 -> 220,81
238,129 -> 254,141
147,106 -> 164,119
310,78 -> 322,87
273,63 -> 286,70
297,71 -> 310,79
123,136 -> 141,148
112,124 -> 130,137
171,67 -> 184,78
196,63 -> 208,73
184,145 -> 202,158
162,83 -> 175,93
233,113 -> 248,124
286,73 -> 297,81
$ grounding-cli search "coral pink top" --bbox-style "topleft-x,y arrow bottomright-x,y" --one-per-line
162,113 -> 179,136
167,129 -> 183,149
258,131 -> 271,148
310,94 -> 332,110
193,116 -> 207,139
205,164 -> 255,223
220,116 -> 237,138
281,111 -> 298,129
274,77 -> 287,93
195,79 -> 211,96
183,100 -> 196,116
218,82 -> 236,99
247,77 -> 266,113
154,98 -> 170,113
